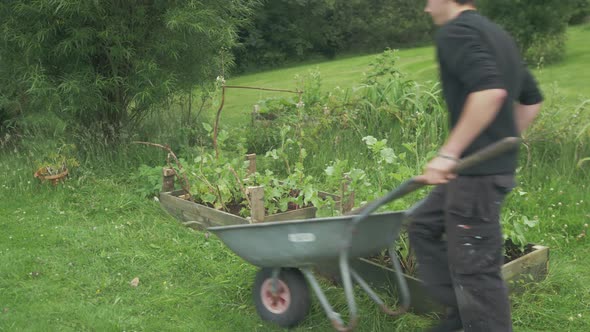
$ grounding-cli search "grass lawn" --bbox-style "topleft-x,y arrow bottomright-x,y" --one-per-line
1,166 -> 589,331
1,24 -> 590,332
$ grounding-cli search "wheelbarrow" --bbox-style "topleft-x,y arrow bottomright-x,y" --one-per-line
209,137 -> 521,331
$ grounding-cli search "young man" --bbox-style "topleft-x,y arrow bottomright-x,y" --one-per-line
409,0 -> 544,331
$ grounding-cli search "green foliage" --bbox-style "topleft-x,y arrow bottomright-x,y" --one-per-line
479,0 -> 577,64
133,164 -> 166,199
139,122 -> 335,218
244,50 -> 447,171
522,95 -> 590,176
502,209 -> 541,251
34,143 -> 80,176
245,167 -> 332,215
234,0 -> 433,71
524,33 -> 567,67
322,134 -> 428,214
569,0 -> 590,24
189,147 -> 249,212
0,0 -> 258,137
184,123 -> 249,212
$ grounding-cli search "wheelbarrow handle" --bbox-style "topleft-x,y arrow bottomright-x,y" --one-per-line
348,137 -> 522,226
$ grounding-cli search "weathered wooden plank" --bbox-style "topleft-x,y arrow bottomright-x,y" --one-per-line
264,206 -> 318,222
247,186 -> 265,223
502,245 -> 549,285
159,191 -> 249,230
161,189 -> 320,228
315,244 -> 550,314
317,190 -> 342,211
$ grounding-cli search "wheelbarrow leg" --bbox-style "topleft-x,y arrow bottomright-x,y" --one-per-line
271,268 -> 281,295
387,245 -> 411,312
348,244 -> 410,316
338,251 -> 359,331
301,251 -> 358,332
301,268 -> 345,328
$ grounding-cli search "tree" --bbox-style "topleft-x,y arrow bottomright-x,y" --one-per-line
234,0 -> 433,71
569,0 -> 590,24
0,0 -> 258,136
479,0 -> 578,65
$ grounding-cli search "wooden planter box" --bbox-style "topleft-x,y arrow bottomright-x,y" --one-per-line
316,245 -> 549,314
160,189 -> 322,230
158,153 -> 354,230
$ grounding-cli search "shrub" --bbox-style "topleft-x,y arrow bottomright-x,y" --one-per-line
479,0 -> 576,64
568,0 -> 590,24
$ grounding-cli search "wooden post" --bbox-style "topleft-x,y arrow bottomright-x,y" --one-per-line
341,174 -> 354,214
246,154 -> 257,176
252,104 -> 260,125
247,186 -> 265,223
162,167 -> 175,193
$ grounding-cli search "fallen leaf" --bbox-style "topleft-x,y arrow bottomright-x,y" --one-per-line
130,277 -> 140,287
2,308 -> 8,313
205,232 -> 210,239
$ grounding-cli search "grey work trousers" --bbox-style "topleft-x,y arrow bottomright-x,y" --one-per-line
408,175 -> 516,332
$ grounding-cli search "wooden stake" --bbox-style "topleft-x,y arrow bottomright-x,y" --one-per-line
162,167 -> 175,193
247,186 -> 265,223
341,174 -> 354,214
246,154 -> 257,176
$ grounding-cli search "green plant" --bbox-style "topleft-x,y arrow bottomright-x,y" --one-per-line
502,209 -> 540,252
34,143 -> 80,176
133,164 -> 167,199
362,48 -> 403,85
244,167 -> 331,215
152,121 -> 335,218
184,123 -> 250,213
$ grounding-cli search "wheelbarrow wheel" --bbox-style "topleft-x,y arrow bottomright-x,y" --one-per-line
253,267 -> 310,328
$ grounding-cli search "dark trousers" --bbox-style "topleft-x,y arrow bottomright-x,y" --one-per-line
408,175 -> 515,332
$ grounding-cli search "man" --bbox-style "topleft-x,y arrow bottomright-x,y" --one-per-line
408,0 -> 544,331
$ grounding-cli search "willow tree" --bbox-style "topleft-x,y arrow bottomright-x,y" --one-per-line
0,0 -> 257,135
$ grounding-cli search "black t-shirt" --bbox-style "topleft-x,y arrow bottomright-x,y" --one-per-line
436,10 -> 543,175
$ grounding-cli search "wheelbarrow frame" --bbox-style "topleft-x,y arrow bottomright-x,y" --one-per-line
210,211 -> 411,331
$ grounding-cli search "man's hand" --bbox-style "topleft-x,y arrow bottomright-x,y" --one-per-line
416,155 -> 459,185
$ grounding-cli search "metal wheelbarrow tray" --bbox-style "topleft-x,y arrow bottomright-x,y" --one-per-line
208,137 -> 521,331
210,211 -> 409,331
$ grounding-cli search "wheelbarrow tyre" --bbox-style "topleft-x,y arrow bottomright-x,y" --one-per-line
253,267 -> 310,328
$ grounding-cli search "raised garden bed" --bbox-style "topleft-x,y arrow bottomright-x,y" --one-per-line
316,241 -> 549,314
160,189 -> 322,230
158,153 -> 354,230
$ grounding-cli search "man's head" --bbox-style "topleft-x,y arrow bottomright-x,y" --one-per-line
425,0 -> 476,26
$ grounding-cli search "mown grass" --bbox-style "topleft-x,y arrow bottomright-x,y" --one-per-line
218,24 -> 589,128
0,156 -> 437,331
1,150 -> 589,331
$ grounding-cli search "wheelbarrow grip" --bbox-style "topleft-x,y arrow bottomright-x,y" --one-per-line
451,136 -> 522,173
348,137 -> 522,226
